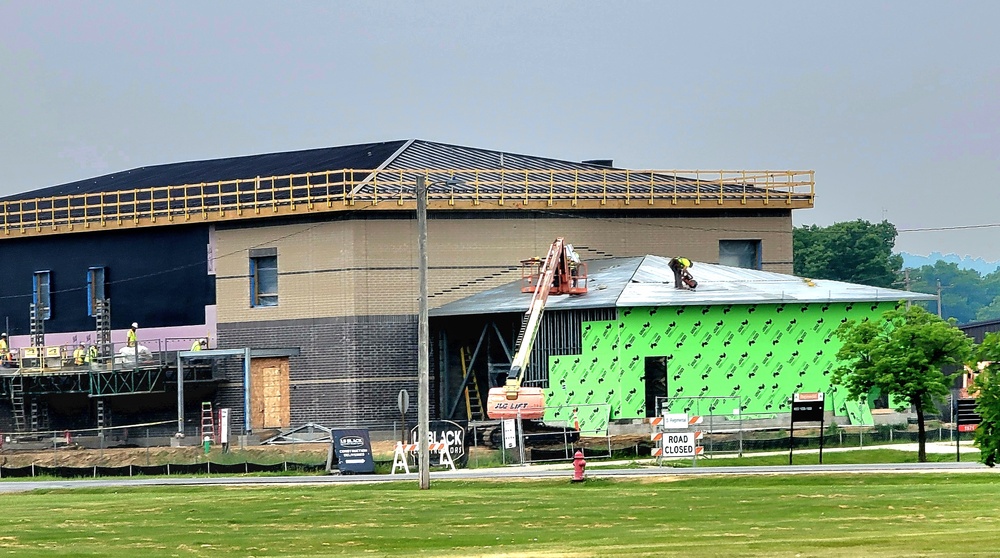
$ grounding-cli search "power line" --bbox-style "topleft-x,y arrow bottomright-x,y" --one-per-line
898,223 -> 1000,233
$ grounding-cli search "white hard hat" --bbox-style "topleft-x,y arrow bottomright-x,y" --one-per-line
131,322 -> 138,328
1,332 -> 5,337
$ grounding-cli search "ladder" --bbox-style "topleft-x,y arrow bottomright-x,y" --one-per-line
30,400 -> 49,433
94,299 -> 112,361
461,347 -> 485,421
200,402 -> 216,442
96,399 -> 106,430
29,303 -> 45,348
10,375 -> 26,434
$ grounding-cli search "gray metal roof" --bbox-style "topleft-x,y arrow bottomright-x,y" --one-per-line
430,255 -> 935,317
376,140 -> 790,200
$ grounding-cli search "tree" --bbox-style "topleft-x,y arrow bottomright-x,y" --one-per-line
972,332 -> 1000,467
833,305 -> 973,462
793,219 -> 903,288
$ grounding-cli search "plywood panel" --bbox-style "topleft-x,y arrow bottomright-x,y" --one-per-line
250,357 -> 290,430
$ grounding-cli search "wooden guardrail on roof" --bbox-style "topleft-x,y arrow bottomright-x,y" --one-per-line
1,168 -> 814,237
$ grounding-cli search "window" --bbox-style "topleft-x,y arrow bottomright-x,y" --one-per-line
719,240 -> 762,270
87,267 -> 106,317
33,271 -> 51,319
250,249 -> 278,307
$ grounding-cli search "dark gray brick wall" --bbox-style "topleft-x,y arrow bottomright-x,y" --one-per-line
218,314 -> 438,431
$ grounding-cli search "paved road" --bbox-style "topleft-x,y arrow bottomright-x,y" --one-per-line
0,460 -> 992,493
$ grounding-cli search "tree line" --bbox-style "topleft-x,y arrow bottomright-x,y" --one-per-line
793,219 -> 1000,324
794,220 -> 1000,465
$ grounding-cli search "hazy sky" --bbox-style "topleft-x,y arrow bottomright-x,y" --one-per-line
2,2 -> 998,258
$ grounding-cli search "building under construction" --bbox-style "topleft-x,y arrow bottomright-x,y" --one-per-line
431,256 -> 934,432
0,139 -> 816,438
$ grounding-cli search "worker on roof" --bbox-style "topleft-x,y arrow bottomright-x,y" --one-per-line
0,333 -> 8,365
668,257 -> 697,290
73,343 -> 86,365
191,338 -> 207,352
127,322 -> 138,347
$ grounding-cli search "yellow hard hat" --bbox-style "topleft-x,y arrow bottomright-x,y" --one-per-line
678,257 -> 691,268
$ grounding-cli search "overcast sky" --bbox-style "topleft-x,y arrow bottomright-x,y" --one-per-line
2,2 -> 998,259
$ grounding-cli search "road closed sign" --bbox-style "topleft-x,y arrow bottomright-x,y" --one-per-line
659,432 -> 699,457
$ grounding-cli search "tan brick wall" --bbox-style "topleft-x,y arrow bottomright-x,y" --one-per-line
215,212 -> 792,324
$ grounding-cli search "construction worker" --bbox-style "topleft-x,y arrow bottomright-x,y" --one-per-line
191,338 -> 207,351
127,322 -> 138,347
567,245 -> 582,288
668,257 -> 697,290
84,344 -> 98,364
0,333 -> 8,366
73,343 -> 86,365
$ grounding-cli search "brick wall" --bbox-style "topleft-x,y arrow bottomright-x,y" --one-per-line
218,315 -> 435,430
214,210 -> 793,324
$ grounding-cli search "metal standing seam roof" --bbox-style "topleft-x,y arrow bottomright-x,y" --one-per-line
2,141 -> 408,201
429,255 -> 936,317
0,139 -> 814,237
3,139 -> 811,203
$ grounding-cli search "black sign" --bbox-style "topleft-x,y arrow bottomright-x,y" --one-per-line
956,398 -> 982,426
331,429 -> 375,474
791,393 -> 825,423
409,420 -> 469,468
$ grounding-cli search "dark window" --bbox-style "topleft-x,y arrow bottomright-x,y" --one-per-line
33,271 -> 52,319
719,240 -> 762,270
87,267 -> 106,317
250,254 -> 278,307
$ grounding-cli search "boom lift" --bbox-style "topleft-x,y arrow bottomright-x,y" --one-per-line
486,238 -> 587,420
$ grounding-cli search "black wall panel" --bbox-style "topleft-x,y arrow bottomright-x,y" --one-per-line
0,225 -> 215,335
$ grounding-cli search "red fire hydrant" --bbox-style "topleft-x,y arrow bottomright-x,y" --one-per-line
572,450 -> 586,482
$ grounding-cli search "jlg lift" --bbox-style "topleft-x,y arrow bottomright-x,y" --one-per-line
486,238 -> 587,420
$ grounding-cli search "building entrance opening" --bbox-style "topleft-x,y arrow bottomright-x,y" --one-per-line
644,356 -> 668,417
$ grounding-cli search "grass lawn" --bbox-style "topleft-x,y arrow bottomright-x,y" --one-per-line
1,474 -> 999,557
669,448 -> 981,467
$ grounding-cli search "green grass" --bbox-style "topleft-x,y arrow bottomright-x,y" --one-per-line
671,448 -> 981,467
2,474 -> 999,556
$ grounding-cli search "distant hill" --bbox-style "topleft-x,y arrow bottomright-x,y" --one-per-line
901,252 -> 1000,275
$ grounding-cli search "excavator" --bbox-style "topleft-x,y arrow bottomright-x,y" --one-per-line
485,238 -> 587,421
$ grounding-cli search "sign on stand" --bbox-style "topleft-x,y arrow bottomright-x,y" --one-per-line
651,412 -> 704,463
956,398 -> 981,432
219,408 -> 230,451
330,429 -> 376,474
409,420 -> 469,468
502,419 -> 517,449
789,392 -> 825,465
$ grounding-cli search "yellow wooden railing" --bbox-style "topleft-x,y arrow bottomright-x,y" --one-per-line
1,168 -> 814,237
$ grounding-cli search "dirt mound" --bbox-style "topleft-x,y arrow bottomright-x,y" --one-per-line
0,441 -> 403,468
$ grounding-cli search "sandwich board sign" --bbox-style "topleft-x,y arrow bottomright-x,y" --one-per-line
331,429 -> 376,474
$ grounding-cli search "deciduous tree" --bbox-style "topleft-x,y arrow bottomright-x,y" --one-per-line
793,219 -> 903,288
972,332 -> 1000,467
833,305 -> 973,462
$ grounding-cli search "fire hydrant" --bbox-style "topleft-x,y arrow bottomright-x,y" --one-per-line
572,450 -> 586,482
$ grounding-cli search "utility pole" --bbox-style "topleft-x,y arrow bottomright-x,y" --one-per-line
904,269 -> 912,310
416,175 -> 430,489
936,279 -> 943,318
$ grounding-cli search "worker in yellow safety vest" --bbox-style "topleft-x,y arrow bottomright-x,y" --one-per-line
84,345 -> 98,364
73,343 -> 86,365
0,333 -> 8,365
191,338 -> 207,351
127,322 -> 138,347
668,257 -> 697,290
